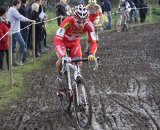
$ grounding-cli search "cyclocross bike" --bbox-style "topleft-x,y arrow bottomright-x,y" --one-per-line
56,49 -> 100,129
114,10 -> 133,32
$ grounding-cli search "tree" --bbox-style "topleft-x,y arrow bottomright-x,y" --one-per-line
0,0 -> 12,6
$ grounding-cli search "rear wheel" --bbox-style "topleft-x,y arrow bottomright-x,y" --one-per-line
73,77 -> 92,129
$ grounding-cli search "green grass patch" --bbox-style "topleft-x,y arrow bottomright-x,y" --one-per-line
0,51 -> 54,111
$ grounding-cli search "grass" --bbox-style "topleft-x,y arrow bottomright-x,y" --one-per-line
0,51 -> 54,111
0,6 -> 160,111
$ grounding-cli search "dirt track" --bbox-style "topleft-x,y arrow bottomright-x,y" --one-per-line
0,23 -> 160,130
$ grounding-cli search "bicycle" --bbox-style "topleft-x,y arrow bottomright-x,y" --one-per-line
114,10 -> 133,32
56,49 -> 100,129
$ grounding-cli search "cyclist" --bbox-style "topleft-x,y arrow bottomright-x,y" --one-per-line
118,0 -> 131,27
53,4 -> 97,85
86,0 -> 103,42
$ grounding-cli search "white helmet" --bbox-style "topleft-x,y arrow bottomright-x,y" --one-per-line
88,0 -> 97,5
74,4 -> 88,21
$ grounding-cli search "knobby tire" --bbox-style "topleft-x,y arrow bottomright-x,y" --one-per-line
73,76 -> 92,129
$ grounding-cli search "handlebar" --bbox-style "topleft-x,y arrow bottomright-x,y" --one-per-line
63,57 -> 100,70
63,57 -> 100,63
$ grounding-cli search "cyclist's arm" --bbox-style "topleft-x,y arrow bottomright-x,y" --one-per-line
88,32 -> 97,55
95,4 -> 103,24
54,17 -> 72,58
85,22 -> 97,55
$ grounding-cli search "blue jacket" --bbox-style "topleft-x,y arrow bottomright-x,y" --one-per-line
104,0 -> 111,12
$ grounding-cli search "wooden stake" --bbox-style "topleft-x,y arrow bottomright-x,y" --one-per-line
9,31 -> 13,88
32,23 -> 35,63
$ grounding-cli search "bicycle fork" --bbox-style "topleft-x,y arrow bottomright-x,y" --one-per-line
66,64 -> 72,91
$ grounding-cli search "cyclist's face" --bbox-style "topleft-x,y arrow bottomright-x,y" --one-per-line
89,2 -> 95,6
74,18 -> 86,29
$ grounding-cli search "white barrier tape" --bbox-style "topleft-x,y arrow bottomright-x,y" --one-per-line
112,6 -> 160,15
0,15 -> 61,41
35,15 -> 61,25
0,31 -> 9,41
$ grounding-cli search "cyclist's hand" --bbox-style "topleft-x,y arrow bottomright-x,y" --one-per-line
88,55 -> 96,62
62,57 -> 72,62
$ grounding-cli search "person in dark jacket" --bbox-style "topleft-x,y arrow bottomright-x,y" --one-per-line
18,0 -> 29,63
31,3 -> 43,57
133,0 -> 148,23
0,6 -> 10,70
56,0 -> 67,26
139,0 -> 148,23
38,0 -> 48,53
103,0 -> 112,30
127,0 -> 138,23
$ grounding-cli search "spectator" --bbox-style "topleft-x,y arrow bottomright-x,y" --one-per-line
100,0 -> 105,14
26,2 -> 33,53
133,0 -> 148,23
127,0 -> 138,23
103,0 -> 112,30
65,0 -> 72,16
38,0 -> 49,54
7,0 -> 35,66
139,1 -> 148,23
31,3 -> 43,57
18,0 -> 30,63
0,6 -> 10,70
56,0 -> 67,26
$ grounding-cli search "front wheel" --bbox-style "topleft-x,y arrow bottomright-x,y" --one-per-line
58,71 -> 72,113
73,77 -> 92,129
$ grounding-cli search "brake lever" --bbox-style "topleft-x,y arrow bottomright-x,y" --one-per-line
93,57 -> 101,71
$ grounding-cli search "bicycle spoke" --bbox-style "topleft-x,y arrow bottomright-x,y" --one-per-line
73,77 -> 92,129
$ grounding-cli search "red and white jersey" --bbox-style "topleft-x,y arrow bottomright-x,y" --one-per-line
86,4 -> 102,22
54,16 -> 97,56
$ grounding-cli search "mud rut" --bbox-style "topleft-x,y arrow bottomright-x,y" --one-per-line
0,23 -> 160,130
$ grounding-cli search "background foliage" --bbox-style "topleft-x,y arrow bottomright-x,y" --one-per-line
0,0 -> 159,7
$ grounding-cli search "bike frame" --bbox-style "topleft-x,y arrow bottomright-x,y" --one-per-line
61,56 -> 99,106
61,58 -> 84,106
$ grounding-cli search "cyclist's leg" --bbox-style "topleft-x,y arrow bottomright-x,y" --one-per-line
54,40 -> 67,90
123,11 -> 128,25
69,40 -> 83,96
54,39 -> 66,74
69,39 -> 82,59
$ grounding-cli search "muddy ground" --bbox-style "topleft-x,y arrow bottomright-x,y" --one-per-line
0,23 -> 160,130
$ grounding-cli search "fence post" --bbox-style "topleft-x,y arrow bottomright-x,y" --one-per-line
32,23 -> 35,63
149,4 -> 152,23
9,31 -> 13,88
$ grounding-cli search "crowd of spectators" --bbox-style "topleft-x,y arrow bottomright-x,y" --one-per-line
0,0 -> 49,70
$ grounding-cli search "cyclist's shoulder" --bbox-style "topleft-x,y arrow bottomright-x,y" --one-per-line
95,4 -> 102,9
84,19 -> 94,31
60,16 -> 74,29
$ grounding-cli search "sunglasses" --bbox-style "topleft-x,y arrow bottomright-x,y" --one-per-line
75,17 -> 86,24
76,20 -> 86,24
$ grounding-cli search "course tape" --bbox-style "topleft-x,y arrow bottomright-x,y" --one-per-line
0,16 -> 61,41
